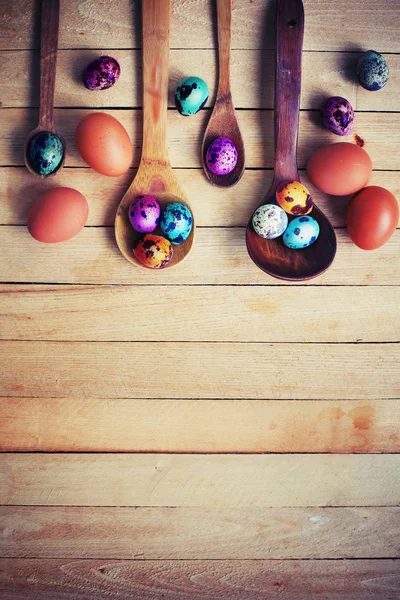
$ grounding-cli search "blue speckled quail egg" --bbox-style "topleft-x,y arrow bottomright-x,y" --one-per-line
357,50 -> 389,91
28,131 -> 64,176
160,202 -> 193,245
283,216 -> 320,250
252,204 -> 288,239
175,76 -> 208,116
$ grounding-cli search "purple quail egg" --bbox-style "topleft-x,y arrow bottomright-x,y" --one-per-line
128,195 -> 161,233
206,137 -> 238,175
83,56 -> 120,91
322,96 -> 354,136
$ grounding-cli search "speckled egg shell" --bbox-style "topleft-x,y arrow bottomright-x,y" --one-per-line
83,56 -> 121,91
206,137 -> 238,175
160,202 -> 193,245
357,50 -> 389,91
283,216 -> 320,250
133,234 -> 173,269
28,131 -> 64,176
322,96 -> 354,136
276,181 -> 313,216
128,195 -> 160,233
252,204 -> 288,239
175,76 -> 209,116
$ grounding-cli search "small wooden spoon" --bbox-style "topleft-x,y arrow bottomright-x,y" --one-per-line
201,0 -> 245,187
246,0 -> 336,281
24,0 -> 66,178
115,0 -> 194,269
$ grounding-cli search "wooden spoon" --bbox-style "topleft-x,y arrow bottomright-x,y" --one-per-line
115,0 -> 194,269
24,0 -> 66,178
201,0 -> 245,187
246,0 -> 337,281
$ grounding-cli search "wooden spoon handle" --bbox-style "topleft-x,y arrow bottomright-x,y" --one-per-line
274,0 -> 304,182
216,0 -> 232,99
141,0 -> 170,161
38,0 -> 60,131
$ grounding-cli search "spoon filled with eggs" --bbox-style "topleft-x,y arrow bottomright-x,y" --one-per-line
201,0 -> 245,187
114,0 -> 194,269
246,0 -> 336,280
24,0 -> 66,178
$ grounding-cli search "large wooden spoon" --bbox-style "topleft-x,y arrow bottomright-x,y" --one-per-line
24,0 -> 66,178
115,0 -> 194,269
246,0 -> 336,280
201,0 -> 245,187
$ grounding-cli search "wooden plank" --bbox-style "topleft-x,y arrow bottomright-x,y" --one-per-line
0,455 -> 399,507
1,398 -> 399,453
0,506 -> 399,556
1,227 -> 399,286
1,109 -> 399,170
2,49 -> 399,111
1,0 -> 399,51
0,558 -> 399,600
1,341 -> 399,400
1,285 -> 400,343
1,167 -> 399,229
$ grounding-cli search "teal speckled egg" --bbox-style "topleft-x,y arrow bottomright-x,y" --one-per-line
283,216 -> 320,250
28,131 -> 64,176
175,76 -> 208,116
160,202 -> 193,245
357,50 -> 389,91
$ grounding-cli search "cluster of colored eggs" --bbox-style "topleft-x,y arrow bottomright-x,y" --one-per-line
128,195 -> 193,268
252,182 -> 320,250
321,51 -> 389,137
174,76 -> 238,176
26,55 -> 127,243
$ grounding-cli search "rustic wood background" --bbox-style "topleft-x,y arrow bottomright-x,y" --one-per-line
0,0 -> 399,598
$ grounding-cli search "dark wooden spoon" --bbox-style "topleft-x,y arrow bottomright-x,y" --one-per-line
246,0 -> 336,280
24,0 -> 66,178
201,0 -> 245,187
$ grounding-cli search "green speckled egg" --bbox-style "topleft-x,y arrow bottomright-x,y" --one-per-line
175,76 -> 208,116
357,50 -> 389,91
28,131 -> 64,176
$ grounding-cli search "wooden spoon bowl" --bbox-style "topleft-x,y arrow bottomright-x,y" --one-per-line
201,0 -> 245,187
115,0 -> 194,269
246,0 -> 336,280
24,0 -> 66,179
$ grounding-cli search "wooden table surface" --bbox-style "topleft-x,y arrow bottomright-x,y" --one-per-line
1,0 -> 399,598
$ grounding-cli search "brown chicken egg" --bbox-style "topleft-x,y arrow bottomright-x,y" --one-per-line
306,142 -> 372,196
76,112 -> 133,176
27,187 -> 88,243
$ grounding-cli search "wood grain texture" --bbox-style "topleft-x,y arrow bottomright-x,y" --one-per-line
0,455 -> 399,507
1,167 -> 399,228
1,558 -> 399,600
6,558 -> 400,600
1,341 -> 399,400
1,285 -> 400,342
2,50 -> 399,111
1,506 -> 399,557
1,0 -> 399,51
1,398 -> 399,453
1,227 -> 400,285
2,109 -> 399,170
